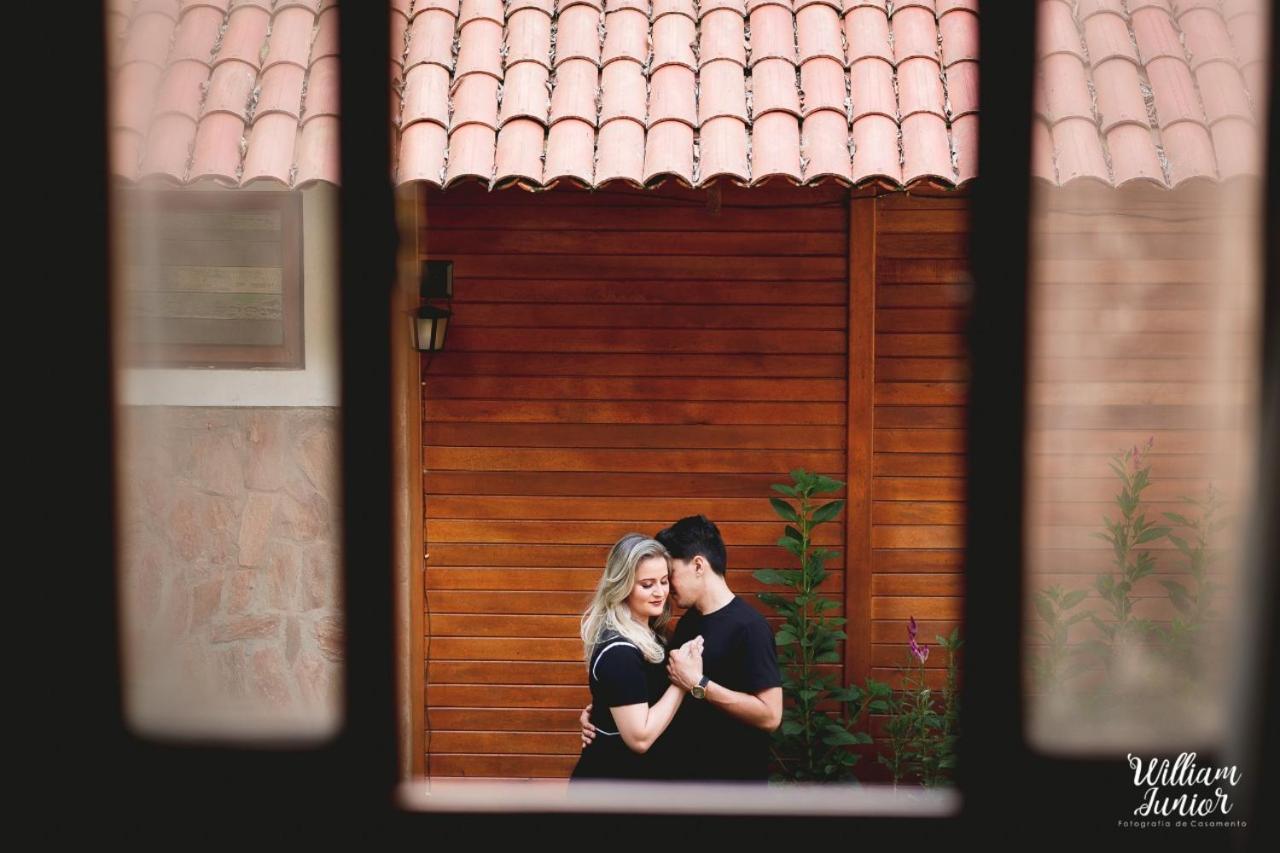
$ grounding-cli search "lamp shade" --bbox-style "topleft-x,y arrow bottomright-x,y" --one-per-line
414,305 -> 451,352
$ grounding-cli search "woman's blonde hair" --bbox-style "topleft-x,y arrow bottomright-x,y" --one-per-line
580,533 -> 672,666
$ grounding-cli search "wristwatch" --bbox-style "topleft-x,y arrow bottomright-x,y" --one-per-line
690,674 -> 710,700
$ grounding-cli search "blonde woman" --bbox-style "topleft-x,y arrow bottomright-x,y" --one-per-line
569,533 -> 703,781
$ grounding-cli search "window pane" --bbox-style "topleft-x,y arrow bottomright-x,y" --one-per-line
106,0 -> 343,740
1024,0 -> 1269,752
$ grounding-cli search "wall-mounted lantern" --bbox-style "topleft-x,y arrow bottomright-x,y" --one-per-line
414,304 -> 451,352
415,260 -> 453,353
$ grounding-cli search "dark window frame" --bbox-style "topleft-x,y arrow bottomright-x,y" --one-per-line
60,1 -> 1279,846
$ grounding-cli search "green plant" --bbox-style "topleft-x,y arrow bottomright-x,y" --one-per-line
1030,584 -> 1092,691
1084,436 -> 1170,672
878,618 -> 962,788
1155,483 -> 1229,677
924,627 -> 963,787
755,469 -> 887,782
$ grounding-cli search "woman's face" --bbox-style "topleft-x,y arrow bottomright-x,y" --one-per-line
626,555 -> 670,623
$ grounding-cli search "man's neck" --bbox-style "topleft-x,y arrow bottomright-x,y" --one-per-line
696,578 -> 735,615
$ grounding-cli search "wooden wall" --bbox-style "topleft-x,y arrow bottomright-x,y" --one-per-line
864,195 -> 971,761
414,177 -> 1257,776
1023,185 -> 1256,706
421,182 -> 851,778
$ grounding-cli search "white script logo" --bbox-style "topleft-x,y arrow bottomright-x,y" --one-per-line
1128,752 -> 1241,818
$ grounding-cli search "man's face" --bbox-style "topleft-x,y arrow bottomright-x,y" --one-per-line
668,556 -> 703,608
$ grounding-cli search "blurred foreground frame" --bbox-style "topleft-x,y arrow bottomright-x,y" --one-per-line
65,1 -> 1279,848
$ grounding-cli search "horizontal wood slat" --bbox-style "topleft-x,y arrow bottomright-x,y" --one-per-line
869,197 -> 970,740
423,184 -> 850,779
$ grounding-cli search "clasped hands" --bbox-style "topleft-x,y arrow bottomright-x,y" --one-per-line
665,634 -> 705,691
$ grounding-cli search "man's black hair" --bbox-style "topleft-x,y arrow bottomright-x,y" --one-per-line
655,515 -> 727,576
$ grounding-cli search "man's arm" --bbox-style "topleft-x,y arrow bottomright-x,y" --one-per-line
703,683 -> 782,732
666,653 -> 783,732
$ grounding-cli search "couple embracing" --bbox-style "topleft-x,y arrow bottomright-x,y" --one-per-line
570,515 -> 783,784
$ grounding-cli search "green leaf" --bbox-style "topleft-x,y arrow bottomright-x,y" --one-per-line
822,729 -> 862,746
828,686 -> 863,703
1160,580 -> 1194,615
778,536 -> 804,557
812,474 -> 844,493
1061,589 -> 1088,609
781,720 -> 804,736
770,497 -> 799,522
757,592 -> 792,611
1136,526 -> 1171,544
772,483 -> 798,497
1033,593 -> 1056,624
811,500 -> 846,524
1079,639 -> 1111,662
866,679 -> 893,696
1163,512 -> 1194,527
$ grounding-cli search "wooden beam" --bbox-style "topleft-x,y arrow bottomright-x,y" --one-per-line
392,181 -> 426,780
845,195 -> 876,693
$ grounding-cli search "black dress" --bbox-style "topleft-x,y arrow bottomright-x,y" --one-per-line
569,629 -> 673,781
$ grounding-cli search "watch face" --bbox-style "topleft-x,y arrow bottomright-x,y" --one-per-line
691,685 -> 705,699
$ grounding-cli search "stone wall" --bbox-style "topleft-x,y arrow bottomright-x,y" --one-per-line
118,405 -> 343,736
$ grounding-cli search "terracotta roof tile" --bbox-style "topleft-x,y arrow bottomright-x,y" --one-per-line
105,0 -> 1157,193
544,118 -> 596,185
1032,0 -> 1265,188
644,119 -> 696,185
700,115 -> 751,182
595,118 -> 646,185
108,1 -> 986,193
700,61 -> 749,122
109,0 -> 340,187
599,59 -> 647,124
751,110 -> 803,184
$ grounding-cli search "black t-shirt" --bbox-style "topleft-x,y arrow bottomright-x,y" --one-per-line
569,630 -> 672,781
664,595 -> 782,781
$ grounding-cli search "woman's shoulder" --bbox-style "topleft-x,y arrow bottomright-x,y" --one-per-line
590,630 -> 641,658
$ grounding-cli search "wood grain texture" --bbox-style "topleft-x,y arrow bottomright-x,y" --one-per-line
869,195 -> 970,700
421,184 -> 851,779
845,196 -> 875,690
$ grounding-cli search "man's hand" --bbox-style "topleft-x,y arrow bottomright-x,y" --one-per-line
667,635 -> 704,691
579,703 -> 596,748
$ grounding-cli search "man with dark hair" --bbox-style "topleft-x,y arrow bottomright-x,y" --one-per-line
579,515 -> 783,782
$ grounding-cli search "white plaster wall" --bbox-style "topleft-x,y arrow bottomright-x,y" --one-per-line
118,181 -> 341,407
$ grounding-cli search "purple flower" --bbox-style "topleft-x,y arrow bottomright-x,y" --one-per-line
907,616 -> 928,662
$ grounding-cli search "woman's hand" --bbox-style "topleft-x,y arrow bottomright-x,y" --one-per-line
679,635 -> 704,662
667,635 -> 705,691
579,703 -> 596,748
